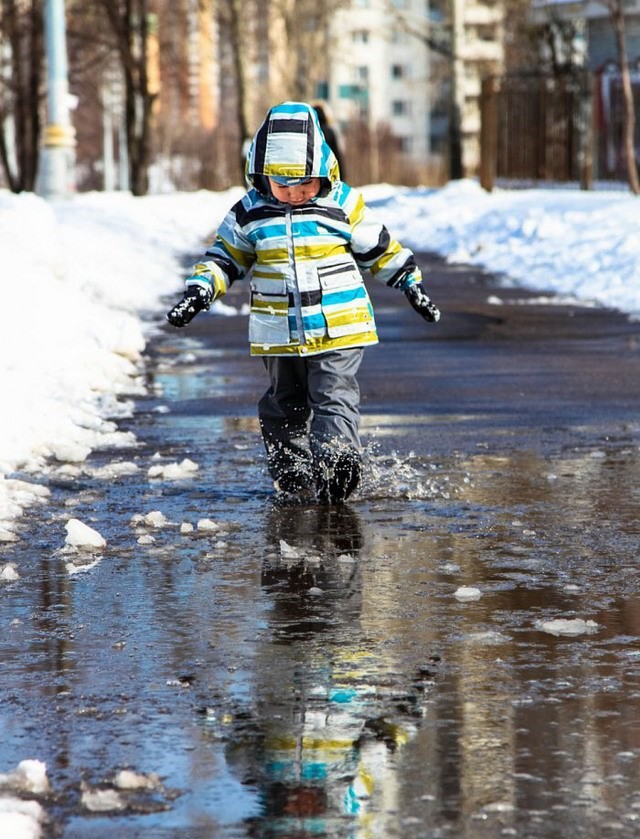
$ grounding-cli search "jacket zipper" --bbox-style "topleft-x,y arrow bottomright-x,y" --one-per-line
286,207 -> 307,346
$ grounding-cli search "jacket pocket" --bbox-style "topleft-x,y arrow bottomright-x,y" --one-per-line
248,290 -> 290,346
317,261 -> 376,338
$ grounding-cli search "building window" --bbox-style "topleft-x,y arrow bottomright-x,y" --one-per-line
392,99 -> 411,116
390,28 -> 409,45
352,30 -> 369,44
399,136 -> 413,153
391,64 -> 404,79
357,65 -> 369,82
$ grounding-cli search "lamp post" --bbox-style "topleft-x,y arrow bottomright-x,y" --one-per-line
39,0 -> 76,198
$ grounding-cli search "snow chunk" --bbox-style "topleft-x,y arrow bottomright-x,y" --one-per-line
80,786 -> 125,812
535,618 -> 600,636
65,558 -> 101,575
0,759 -> 50,795
113,769 -> 160,791
0,798 -> 46,839
64,519 -> 106,549
1,563 -> 20,582
454,586 -> 482,601
279,539 -> 299,559
142,511 -> 168,528
147,458 -> 199,480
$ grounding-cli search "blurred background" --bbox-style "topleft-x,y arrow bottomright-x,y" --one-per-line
1,0 -> 639,197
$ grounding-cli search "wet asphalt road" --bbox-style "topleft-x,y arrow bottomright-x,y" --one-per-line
1,253 -> 640,839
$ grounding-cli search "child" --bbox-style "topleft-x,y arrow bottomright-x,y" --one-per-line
167,101 -> 440,503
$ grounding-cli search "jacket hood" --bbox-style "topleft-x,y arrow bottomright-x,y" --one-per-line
245,101 -> 340,198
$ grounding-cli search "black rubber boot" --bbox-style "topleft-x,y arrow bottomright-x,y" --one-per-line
316,452 -> 361,504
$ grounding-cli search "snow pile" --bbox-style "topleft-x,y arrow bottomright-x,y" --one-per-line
0,188 -> 241,539
365,179 -> 640,320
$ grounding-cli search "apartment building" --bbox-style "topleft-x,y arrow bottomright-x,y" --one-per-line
326,0 -> 504,176
327,0 -> 435,162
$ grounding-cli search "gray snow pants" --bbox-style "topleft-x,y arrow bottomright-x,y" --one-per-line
258,348 -> 364,485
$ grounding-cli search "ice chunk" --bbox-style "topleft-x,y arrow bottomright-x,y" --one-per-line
64,519 -> 106,549
279,539 -> 299,559
180,522 -> 194,534
0,529 -> 19,543
80,786 -> 125,812
197,518 -> 219,532
0,759 -> 50,794
535,618 -> 600,636
65,558 -> 101,575
454,586 -> 482,601
113,769 -> 159,790
137,534 -> 155,545
143,511 -> 168,528
1,563 -> 19,582
148,459 -> 199,480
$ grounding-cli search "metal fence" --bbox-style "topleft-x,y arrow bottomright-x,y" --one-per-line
480,70 -> 640,190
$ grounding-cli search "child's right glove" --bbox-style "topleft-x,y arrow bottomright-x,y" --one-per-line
404,283 -> 441,323
166,285 -> 212,327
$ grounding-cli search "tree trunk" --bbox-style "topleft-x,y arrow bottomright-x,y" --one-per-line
607,0 -> 640,194
99,0 -> 157,196
0,0 -> 43,192
228,0 -> 250,179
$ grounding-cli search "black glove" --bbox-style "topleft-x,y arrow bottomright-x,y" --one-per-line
404,283 -> 441,323
166,286 -> 212,328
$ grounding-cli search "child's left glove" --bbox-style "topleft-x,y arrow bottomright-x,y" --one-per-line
404,283 -> 441,323
166,285 -> 212,327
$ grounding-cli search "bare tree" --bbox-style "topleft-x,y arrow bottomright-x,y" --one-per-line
0,0 -> 44,192
600,0 -> 639,194
94,0 -> 158,195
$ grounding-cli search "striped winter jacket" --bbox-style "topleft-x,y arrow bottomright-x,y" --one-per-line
186,101 -> 424,356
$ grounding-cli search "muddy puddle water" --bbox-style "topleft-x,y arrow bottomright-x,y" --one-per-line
1,336 -> 639,839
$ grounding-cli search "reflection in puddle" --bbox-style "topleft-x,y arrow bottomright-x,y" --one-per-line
1,389 -> 639,836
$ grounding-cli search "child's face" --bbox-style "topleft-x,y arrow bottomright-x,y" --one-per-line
268,177 -> 321,206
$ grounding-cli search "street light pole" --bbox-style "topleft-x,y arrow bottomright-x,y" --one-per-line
39,0 -> 76,198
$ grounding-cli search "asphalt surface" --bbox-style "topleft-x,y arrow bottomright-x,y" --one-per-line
157,251 -> 640,462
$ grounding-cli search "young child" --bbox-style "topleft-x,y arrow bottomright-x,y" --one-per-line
167,101 -> 440,503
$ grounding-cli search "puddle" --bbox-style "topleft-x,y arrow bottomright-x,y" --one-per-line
1,331 -> 640,839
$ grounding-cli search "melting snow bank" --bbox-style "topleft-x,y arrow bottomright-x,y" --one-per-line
0,188 -> 242,539
364,179 -> 640,322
